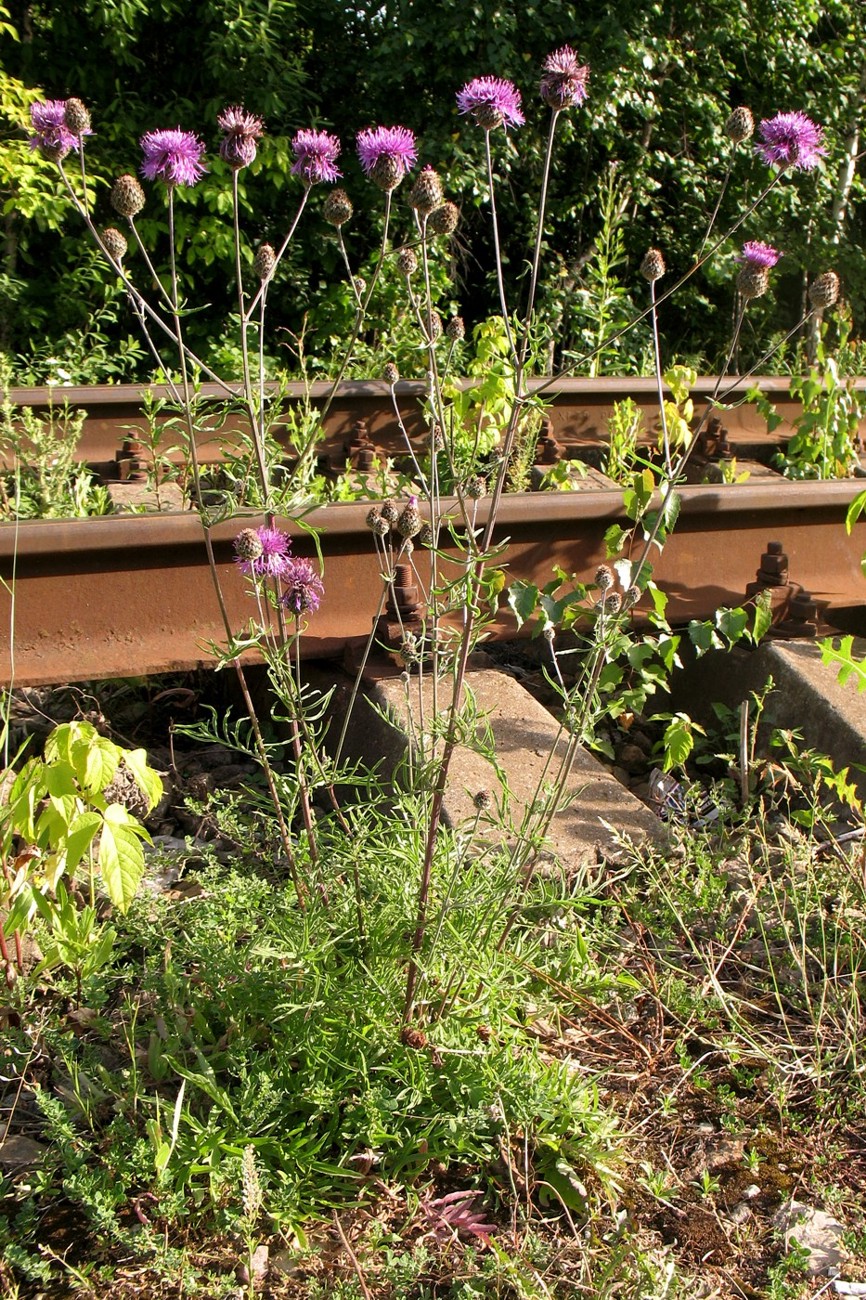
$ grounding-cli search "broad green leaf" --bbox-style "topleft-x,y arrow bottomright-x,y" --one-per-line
604,524 -> 628,556
123,748 -> 164,811
752,590 -> 774,644
65,810 -> 102,874
846,489 -> 866,535
507,580 -> 539,628
43,760 -> 77,800
98,805 -> 148,912
717,606 -> 748,644
79,735 -> 120,795
688,620 -> 722,657
663,715 -> 694,771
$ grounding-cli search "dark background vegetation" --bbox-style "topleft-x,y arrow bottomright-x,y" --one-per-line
1,0 -> 864,380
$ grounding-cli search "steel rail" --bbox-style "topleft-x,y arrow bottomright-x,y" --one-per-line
1,478 -> 864,687
8,376 -> 864,472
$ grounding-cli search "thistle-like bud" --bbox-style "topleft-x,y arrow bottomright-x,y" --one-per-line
410,165 -> 444,215
397,246 -> 418,277
370,154 -> 403,192
366,508 -> 390,537
808,270 -> 840,310
622,585 -> 641,611
595,565 -> 614,590
383,361 -> 399,385
234,527 -> 264,561
417,522 -> 433,547
253,243 -> 276,281
64,98 -> 91,136
640,248 -> 666,283
322,187 -> 353,227
724,106 -> 754,144
427,311 -> 443,341
465,474 -> 487,499
101,227 -> 128,264
473,789 -> 492,811
428,202 -> 459,236
397,495 -> 422,538
353,276 -> 367,297
110,173 -> 146,218
446,316 -> 465,341
737,264 -> 770,301
381,500 -> 400,528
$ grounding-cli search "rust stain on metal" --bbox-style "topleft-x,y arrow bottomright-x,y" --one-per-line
1,480 -> 865,686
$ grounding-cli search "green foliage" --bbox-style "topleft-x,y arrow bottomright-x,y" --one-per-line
1,721 -> 162,992
5,0 -> 866,377
0,380 -> 113,518
819,633 -> 866,691
603,397 -> 643,483
771,353 -> 864,480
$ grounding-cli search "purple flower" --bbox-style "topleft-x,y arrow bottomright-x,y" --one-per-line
291,129 -> 342,185
540,47 -> 589,111
281,557 -> 324,616
29,100 -> 87,161
217,106 -> 263,170
234,525 -> 291,579
738,240 -> 781,268
140,129 -> 207,187
756,112 -> 825,171
456,77 -> 524,130
356,126 -> 417,191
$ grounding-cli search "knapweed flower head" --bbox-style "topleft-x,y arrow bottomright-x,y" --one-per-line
29,100 -> 87,161
140,129 -> 207,186
253,243 -> 276,281
111,173 -> 146,218
736,242 -> 780,300
101,227 -> 128,263
281,557 -> 324,616
809,270 -> 840,310
64,98 -> 91,136
540,46 -> 589,111
410,165 -> 444,214
217,106 -> 263,169
725,106 -> 754,144
428,201 -> 459,236
640,248 -> 666,283
291,128 -> 342,185
234,525 -> 290,578
756,112 -> 825,171
356,125 -> 417,191
323,187 -> 353,226
457,77 -> 524,130
738,240 -> 781,268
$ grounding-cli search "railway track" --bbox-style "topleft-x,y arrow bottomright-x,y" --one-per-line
1,379 -> 865,687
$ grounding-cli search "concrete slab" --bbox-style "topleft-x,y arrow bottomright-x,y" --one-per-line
330,665 -> 666,873
670,638 -> 866,793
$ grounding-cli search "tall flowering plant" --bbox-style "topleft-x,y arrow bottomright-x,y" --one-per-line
25,57 -> 836,1013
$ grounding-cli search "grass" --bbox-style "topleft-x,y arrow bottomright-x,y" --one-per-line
2,680 -> 866,1297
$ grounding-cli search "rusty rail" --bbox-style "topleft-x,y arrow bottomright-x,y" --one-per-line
1,479 -> 864,687
8,376 -> 864,476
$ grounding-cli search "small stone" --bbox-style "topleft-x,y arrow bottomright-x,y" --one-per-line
236,1243 -> 269,1287
618,743 -> 648,774
0,1135 -> 47,1171
773,1201 -> 849,1277
728,1202 -> 752,1226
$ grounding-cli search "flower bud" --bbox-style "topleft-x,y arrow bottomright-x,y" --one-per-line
110,174 -> 146,218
